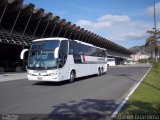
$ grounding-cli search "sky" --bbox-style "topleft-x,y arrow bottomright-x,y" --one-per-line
24,0 -> 160,48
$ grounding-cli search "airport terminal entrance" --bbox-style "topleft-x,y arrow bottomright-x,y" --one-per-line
0,0 -> 132,72
0,43 -> 28,72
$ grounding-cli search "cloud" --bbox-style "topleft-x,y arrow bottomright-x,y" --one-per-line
98,14 -> 131,23
75,14 -> 152,43
145,2 -> 160,16
76,14 -> 131,31
76,19 -> 111,30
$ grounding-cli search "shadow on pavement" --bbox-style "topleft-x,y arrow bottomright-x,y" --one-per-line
47,99 -> 117,120
22,99 -> 118,120
32,74 -> 99,86
115,73 -> 160,91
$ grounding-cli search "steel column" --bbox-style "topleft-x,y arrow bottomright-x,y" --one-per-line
57,26 -> 63,37
22,13 -> 33,37
0,3 -> 8,23
87,34 -> 93,43
63,28 -> 69,37
50,23 -> 57,37
73,31 -> 78,40
69,29 -> 74,39
81,33 -> 85,41
42,21 -> 50,38
94,37 -> 98,46
10,9 -> 21,34
84,33 -> 90,42
32,17 -> 42,38
77,32 -> 82,40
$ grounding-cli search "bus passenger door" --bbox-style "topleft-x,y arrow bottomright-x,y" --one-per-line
58,40 -> 69,80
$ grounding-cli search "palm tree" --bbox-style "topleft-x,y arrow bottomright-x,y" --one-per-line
145,30 -> 160,60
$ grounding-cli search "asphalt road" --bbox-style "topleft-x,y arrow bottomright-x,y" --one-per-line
0,64 -> 150,120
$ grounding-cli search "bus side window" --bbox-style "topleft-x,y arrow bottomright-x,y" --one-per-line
69,41 -> 76,55
70,49 -> 73,54
59,41 -> 68,68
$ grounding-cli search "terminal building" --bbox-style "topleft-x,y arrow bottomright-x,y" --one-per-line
0,0 -> 133,72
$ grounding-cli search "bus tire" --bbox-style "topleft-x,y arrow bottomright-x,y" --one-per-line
98,68 -> 101,76
101,67 -> 104,74
69,70 -> 76,83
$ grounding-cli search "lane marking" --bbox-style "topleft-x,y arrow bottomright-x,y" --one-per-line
110,67 -> 151,120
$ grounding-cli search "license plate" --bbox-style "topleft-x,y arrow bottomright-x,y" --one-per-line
37,77 -> 42,80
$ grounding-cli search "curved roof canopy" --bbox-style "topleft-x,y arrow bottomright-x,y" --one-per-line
0,0 -> 133,58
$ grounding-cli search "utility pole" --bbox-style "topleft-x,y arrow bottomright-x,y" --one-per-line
153,0 -> 156,32
153,0 -> 158,61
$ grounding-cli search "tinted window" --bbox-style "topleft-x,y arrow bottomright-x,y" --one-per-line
59,41 -> 68,68
69,40 -> 106,57
69,41 -> 78,55
32,40 -> 60,51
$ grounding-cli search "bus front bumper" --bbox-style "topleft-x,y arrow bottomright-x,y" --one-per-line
27,74 -> 59,82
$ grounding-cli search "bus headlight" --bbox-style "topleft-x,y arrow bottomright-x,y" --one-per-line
48,73 -> 57,76
28,73 -> 33,76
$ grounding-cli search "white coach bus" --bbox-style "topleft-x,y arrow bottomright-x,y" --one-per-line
107,58 -> 116,66
20,38 -> 107,82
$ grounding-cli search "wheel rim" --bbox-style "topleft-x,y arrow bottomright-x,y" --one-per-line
70,72 -> 75,82
98,69 -> 101,76
101,68 -> 103,73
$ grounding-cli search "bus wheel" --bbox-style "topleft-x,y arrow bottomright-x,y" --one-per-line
98,68 -> 101,76
70,70 -> 76,83
101,67 -> 104,74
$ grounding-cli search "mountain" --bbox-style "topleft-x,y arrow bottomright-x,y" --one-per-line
129,45 -> 150,54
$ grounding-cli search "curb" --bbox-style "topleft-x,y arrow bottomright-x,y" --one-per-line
0,72 -> 27,82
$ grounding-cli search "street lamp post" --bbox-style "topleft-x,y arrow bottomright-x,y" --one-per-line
153,0 -> 158,61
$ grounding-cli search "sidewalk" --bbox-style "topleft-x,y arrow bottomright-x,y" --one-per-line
113,63 -> 151,68
0,72 -> 27,82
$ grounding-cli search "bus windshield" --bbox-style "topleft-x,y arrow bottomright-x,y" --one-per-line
28,40 -> 60,70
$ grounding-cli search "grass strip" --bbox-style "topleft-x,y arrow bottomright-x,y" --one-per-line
116,62 -> 160,120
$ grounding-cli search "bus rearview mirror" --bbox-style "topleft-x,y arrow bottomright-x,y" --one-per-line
20,49 -> 28,59
54,47 -> 59,58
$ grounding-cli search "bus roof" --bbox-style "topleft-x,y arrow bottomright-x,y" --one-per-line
33,37 -> 106,50
74,40 -> 94,47
33,37 -> 68,42
74,40 -> 106,50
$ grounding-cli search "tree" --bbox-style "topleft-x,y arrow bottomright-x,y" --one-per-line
145,30 -> 160,60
